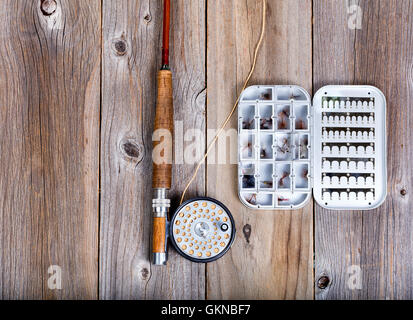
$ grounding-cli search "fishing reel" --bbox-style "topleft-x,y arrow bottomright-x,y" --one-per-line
152,195 -> 236,265
170,197 -> 236,263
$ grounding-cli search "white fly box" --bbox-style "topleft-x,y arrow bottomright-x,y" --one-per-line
238,85 -> 387,210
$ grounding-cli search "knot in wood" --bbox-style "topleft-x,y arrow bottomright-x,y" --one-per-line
400,189 -> 407,196
112,39 -> 127,56
243,224 -> 251,243
140,268 -> 149,280
41,0 -> 57,16
122,141 -> 141,158
195,87 -> 207,114
317,276 -> 330,289
119,138 -> 144,165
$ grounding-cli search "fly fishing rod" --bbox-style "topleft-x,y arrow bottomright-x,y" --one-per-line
151,0 -> 266,266
152,0 -> 173,265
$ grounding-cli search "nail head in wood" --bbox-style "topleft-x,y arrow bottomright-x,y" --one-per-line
317,276 -> 330,289
144,14 -> 152,23
41,0 -> 57,16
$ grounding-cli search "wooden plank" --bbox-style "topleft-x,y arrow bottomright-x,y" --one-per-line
100,0 -> 206,299
206,0 -> 313,299
314,0 -> 413,299
0,0 -> 100,299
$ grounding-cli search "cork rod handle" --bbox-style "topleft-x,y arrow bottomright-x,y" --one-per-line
152,69 -> 173,189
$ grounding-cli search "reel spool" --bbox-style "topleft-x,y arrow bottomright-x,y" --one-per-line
170,197 -> 236,263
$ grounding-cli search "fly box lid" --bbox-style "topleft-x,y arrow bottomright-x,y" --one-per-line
237,85 -> 387,210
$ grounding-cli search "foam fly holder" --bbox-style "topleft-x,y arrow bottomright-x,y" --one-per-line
238,85 -> 387,210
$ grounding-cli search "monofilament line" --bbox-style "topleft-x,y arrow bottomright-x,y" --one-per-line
180,0 -> 267,205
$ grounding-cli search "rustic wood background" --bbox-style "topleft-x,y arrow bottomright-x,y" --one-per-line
0,0 -> 412,300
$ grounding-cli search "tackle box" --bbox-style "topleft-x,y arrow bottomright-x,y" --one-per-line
237,85 -> 387,210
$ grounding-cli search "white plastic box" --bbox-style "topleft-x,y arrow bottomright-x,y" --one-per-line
238,85 -> 387,210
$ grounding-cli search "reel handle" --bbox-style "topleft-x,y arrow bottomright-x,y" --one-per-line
152,69 -> 173,189
152,192 -> 170,265
152,216 -> 167,265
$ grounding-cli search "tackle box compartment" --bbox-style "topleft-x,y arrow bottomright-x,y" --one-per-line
237,85 -> 387,210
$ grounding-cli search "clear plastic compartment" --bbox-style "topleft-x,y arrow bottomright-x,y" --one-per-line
299,134 -> 309,159
238,85 -> 312,210
276,105 -> 291,130
241,86 -> 273,101
240,192 -> 274,208
294,163 -> 309,189
259,163 -> 274,190
240,104 -> 256,130
275,134 -> 293,161
240,133 -> 256,160
256,193 -> 274,207
276,163 -> 291,190
277,193 -> 310,208
242,175 -> 256,189
259,105 -> 274,130
276,86 -> 308,101
294,105 -> 309,130
259,134 -> 273,160
240,163 -> 256,190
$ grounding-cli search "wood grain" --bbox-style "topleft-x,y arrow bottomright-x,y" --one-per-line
100,0 -> 206,299
314,0 -> 413,299
1,0 -> 412,301
206,0 -> 313,299
0,0 -> 100,299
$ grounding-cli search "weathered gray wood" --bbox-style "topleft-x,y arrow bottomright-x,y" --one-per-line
314,0 -> 413,299
100,0 -> 206,299
206,0 -> 314,299
0,0 -> 100,299
2,0 -> 412,301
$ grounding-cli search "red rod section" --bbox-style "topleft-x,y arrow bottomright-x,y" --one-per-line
162,0 -> 171,67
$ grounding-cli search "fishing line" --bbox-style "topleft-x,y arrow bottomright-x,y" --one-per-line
180,0 -> 267,205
